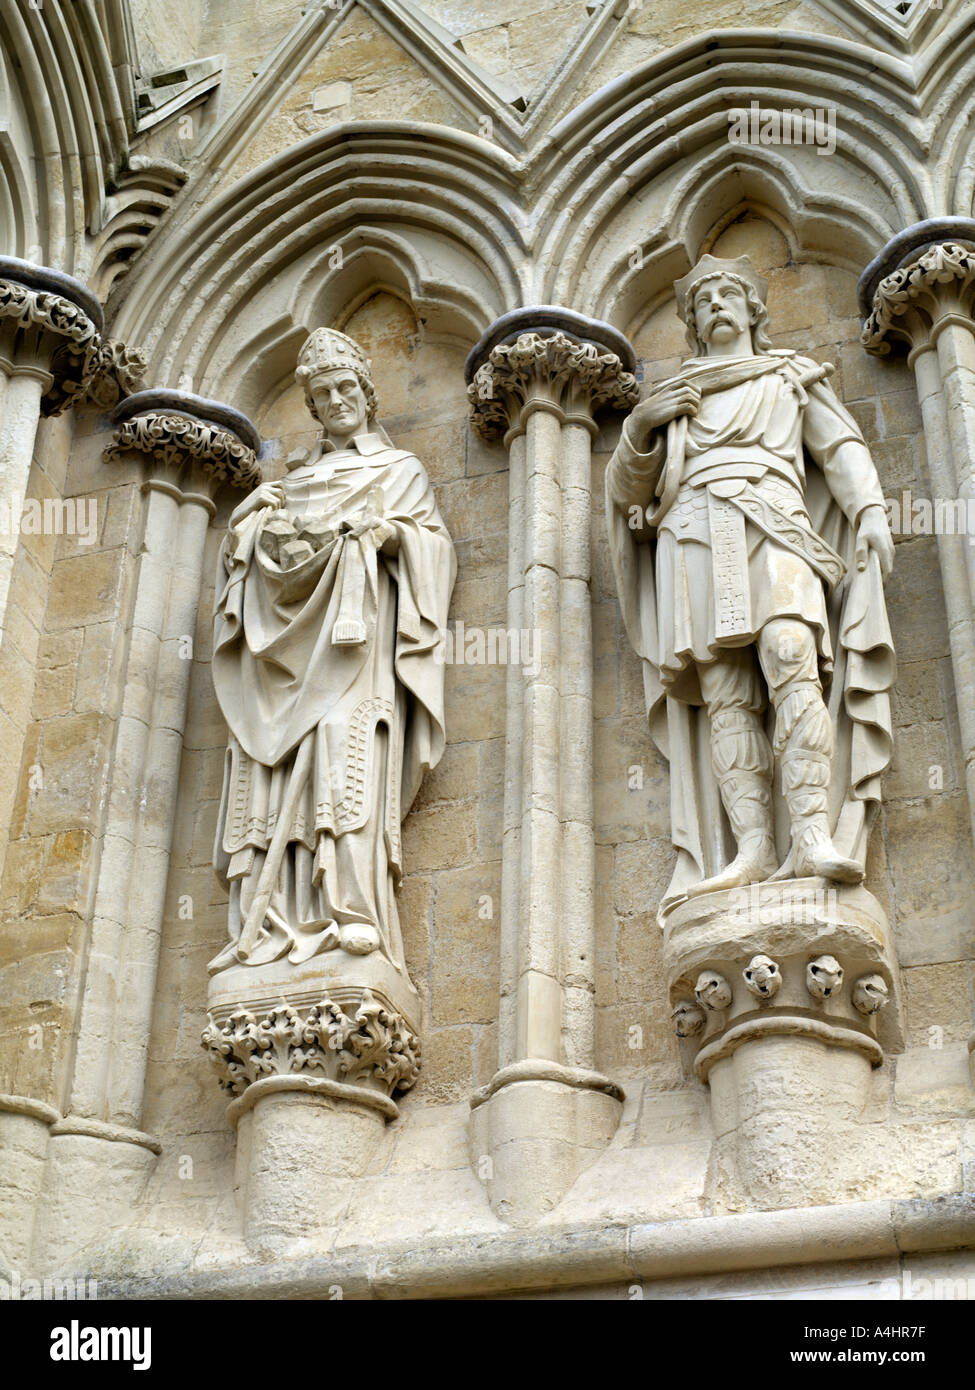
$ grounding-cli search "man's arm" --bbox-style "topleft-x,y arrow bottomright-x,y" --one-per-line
802,378 -> 884,524
606,378 -> 701,523
606,417 -> 667,517
802,378 -> 894,578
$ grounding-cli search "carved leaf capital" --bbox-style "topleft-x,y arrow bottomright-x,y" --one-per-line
105,411 -> 261,487
862,241 -> 975,355
468,329 -> 638,439
201,993 -> 421,1099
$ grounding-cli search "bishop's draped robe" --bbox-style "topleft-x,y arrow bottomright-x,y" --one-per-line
210,431 -> 455,974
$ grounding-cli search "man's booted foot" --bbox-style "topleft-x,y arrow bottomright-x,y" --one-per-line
792,816 -> 864,884
684,829 -> 779,898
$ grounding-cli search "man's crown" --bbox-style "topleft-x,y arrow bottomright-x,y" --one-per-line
674,254 -> 769,322
296,327 -> 373,383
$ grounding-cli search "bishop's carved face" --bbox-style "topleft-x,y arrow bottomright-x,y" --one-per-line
309,368 -> 369,446
692,275 -> 754,353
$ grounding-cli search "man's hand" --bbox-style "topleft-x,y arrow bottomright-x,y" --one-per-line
855,503 -> 894,580
626,382 -> 701,452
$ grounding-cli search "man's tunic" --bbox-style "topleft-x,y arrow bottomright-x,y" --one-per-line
606,350 -> 885,706
605,348 -> 894,895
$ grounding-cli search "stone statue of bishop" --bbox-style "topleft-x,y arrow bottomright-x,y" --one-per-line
209,328 -> 455,972
606,255 -> 896,906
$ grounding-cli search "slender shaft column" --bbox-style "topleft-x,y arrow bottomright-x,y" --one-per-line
0,262 -> 102,641
466,307 -> 637,1223
498,432 -> 527,1065
0,362 -> 50,629
861,225 -> 975,846
30,393 -> 260,1270
0,263 -> 147,1268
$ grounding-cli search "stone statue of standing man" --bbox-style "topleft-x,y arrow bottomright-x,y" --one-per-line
209,328 -> 455,973
606,255 -> 896,907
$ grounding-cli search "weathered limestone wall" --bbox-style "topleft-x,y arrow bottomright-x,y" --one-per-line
0,411 -> 82,1105
1,0 -> 974,1296
109,238 -> 973,1271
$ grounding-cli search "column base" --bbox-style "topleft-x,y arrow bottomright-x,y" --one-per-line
469,1065 -> 623,1226
29,1132 -> 159,1274
0,1097 -> 57,1268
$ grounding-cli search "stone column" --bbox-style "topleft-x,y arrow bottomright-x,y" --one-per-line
860,221 -> 975,848
30,392 -> 261,1269
464,308 -> 636,1223
0,259 -> 103,643
0,261 -> 147,1269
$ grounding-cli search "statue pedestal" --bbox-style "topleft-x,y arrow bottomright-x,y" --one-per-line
233,1089 -> 386,1258
203,949 -> 421,1254
663,881 -> 903,1210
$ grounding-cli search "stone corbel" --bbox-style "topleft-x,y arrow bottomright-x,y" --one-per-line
664,881 -> 904,1210
465,308 -> 636,1224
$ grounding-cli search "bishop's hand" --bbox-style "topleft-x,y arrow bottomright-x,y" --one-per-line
230,480 -> 285,527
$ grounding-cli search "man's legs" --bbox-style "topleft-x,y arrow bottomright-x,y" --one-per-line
690,648 -> 778,895
757,618 -> 863,884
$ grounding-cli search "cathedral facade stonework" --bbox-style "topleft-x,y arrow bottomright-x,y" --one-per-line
0,0 -> 974,1302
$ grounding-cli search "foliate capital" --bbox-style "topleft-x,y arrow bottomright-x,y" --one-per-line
201,991 -> 421,1117
861,241 -> 975,356
468,329 -> 638,441
104,410 -> 261,488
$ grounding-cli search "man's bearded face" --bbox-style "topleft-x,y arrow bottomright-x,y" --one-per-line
692,275 -> 754,349
310,368 -> 369,440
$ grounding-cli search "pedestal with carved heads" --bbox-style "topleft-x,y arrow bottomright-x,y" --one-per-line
664,881 -> 903,1210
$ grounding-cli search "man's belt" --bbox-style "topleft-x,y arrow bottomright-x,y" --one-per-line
709,478 -> 847,594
